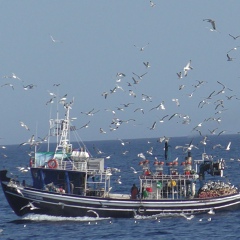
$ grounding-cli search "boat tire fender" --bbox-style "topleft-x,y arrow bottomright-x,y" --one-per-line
138,206 -> 146,215
48,159 -> 58,169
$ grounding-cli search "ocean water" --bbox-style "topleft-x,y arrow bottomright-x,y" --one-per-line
0,135 -> 240,240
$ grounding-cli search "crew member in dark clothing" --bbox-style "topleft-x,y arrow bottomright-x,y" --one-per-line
131,184 -> 139,199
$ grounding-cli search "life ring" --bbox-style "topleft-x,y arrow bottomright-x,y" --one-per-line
137,206 -> 146,215
48,159 -> 58,169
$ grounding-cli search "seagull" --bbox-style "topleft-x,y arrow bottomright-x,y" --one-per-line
17,166 -> 30,172
20,202 -> 39,211
227,53 -> 235,61
129,90 -> 137,98
47,90 -> 57,97
121,103 -> 134,108
227,46 -> 240,53
186,90 -> 195,98
116,72 -> 126,78
134,108 -> 144,114
110,87 -> 117,94
93,145 -> 104,154
19,135 -> 35,147
193,80 -> 207,88
226,141 -> 231,150
168,113 -> 179,121
218,130 -> 226,136
50,35 -> 63,43
12,73 -> 22,81
208,128 -> 218,135
101,92 -> 108,99
177,72 -> 183,79
180,213 -> 195,220
116,84 -> 124,91
146,146 -> 153,155
173,157 -> 178,163
143,62 -> 151,68
200,136 -> 208,145
212,143 -> 223,149
150,1 -> 156,7
132,77 -> 141,85
208,208 -> 215,215
105,109 -> 116,115
132,72 -> 148,80
172,98 -> 180,107
116,107 -> 124,111
46,98 -> 54,105
137,153 -> 146,159
87,210 -> 99,218
142,93 -> 152,102
229,34 -> 240,40
20,121 -> 30,131
183,60 -> 193,76
149,102 -> 165,111
117,138 -> 130,146
179,84 -> 185,90
116,176 -> 122,184
99,128 -> 106,134
206,90 -> 216,99
81,108 -> 100,116
79,121 -> 90,129
203,18 -> 216,30
149,121 -> 157,130
134,43 -> 149,51
1,83 -> 14,90
130,167 -> 138,174
23,84 -> 37,90
159,115 -> 169,123
59,94 -> 67,103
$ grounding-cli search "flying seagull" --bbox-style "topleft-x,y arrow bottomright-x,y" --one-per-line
177,72 -> 183,79
134,43 -> 149,51
1,83 -> 14,90
227,53 -> 235,61
183,60 -> 193,76
50,35 -> 63,43
143,62 -> 151,68
132,72 -> 148,80
20,121 -> 30,131
99,128 -> 107,134
229,34 -> 240,40
149,121 -> 157,130
79,121 -> 90,129
203,18 -> 216,30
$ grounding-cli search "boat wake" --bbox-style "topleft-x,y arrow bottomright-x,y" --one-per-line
21,213 -> 109,222
134,212 -> 184,219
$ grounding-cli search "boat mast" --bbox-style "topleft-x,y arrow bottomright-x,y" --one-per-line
54,104 -> 72,157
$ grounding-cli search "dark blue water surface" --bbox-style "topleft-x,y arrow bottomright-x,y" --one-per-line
0,135 -> 240,240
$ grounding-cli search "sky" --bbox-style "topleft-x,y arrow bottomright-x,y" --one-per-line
1,1 -> 240,145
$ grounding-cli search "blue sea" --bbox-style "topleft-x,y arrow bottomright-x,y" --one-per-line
1,135 -> 240,240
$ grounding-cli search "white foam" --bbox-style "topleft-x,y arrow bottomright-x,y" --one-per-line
22,213 -> 109,222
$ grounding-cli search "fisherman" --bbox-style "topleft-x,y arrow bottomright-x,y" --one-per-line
131,184 -> 139,199
144,169 -> 151,176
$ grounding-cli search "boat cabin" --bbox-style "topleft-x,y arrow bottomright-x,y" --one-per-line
30,151 -> 111,197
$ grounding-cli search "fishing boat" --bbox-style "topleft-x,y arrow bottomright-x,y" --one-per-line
1,100 -> 240,218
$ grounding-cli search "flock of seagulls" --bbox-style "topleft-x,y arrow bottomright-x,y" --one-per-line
0,6 -> 238,165
83,17 -> 240,146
